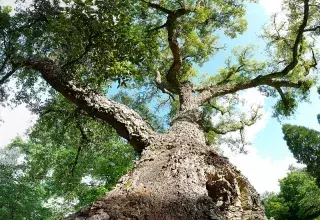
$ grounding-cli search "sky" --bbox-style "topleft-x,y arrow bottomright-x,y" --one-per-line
0,0 -> 319,194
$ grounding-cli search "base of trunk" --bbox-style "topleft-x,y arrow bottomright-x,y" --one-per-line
66,132 -> 265,220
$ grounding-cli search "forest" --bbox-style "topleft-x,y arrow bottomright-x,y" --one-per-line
0,0 -> 320,219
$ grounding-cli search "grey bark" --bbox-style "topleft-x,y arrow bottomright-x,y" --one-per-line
66,120 -> 265,220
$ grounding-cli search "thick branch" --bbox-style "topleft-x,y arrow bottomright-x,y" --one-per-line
166,9 -> 191,88
198,77 -> 302,104
23,57 -> 155,153
143,1 -> 172,14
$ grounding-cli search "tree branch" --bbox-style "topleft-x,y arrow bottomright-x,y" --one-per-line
155,70 -> 175,100
217,64 -> 245,85
275,87 -> 290,110
210,108 -> 259,135
22,57 -> 155,153
268,0 -> 310,78
166,8 -> 191,89
148,23 -> 167,33
198,77 -> 303,104
71,121 -> 89,177
304,25 -> 320,32
197,0 -> 311,104
142,1 -> 172,14
0,69 -> 16,85
208,100 -> 227,115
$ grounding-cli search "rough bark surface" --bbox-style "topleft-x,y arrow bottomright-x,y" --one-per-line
66,120 -> 265,220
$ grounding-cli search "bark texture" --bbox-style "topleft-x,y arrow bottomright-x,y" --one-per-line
66,120 -> 265,220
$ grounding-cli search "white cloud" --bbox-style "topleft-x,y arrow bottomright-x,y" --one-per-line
260,0 -> 282,15
0,105 -> 35,148
221,89 -> 299,193
224,146 -> 300,193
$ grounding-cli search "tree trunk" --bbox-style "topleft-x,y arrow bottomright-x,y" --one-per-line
66,120 -> 265,220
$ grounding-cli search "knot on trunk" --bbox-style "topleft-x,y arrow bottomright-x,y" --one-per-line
206,171 -> 238,212
173,108 -> 203,125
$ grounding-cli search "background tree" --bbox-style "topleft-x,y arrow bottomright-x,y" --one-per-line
282,89 -> 320,186
0,0 -> 320,219
0,147 -> 52,219
262,170 -> 320,220
10,94 -> 139,211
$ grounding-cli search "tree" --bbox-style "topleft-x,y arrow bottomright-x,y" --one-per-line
283,124 -> 320,186
0,0 -> 319,219
262,170 -> 320,220
282,87 -> 320,186
0,147 -> 52,219
261,192 -> 289,220
10,95 -> 138,211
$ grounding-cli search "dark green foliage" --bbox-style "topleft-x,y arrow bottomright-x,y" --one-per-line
262,192 -> 289,220
10,95 -> 137,212
0,148 -> 52,220
283,124 -> 320,186
262,171 -> 320,220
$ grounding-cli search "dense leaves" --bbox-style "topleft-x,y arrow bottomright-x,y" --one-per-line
11,94 -> 137,209
0,148 -> 52,219
262,170 -> 320,220
283,124 -> 320,186
0,0 -> 320,218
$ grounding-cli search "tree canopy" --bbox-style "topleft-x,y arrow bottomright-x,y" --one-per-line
262,170 -> 320,220
0,0 -> 320,218
282,87 -> 320,186
0,147 -> 52,219
0,0 -> 319,144
283,123 -> 320,186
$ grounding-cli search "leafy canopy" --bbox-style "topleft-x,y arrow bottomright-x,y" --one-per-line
0,0 -> 320,216
262,170 -> 320,220
0,147 -> 52,219
0,0 -> 318,136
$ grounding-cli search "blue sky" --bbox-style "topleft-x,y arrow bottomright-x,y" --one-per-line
0,0 -> 319,193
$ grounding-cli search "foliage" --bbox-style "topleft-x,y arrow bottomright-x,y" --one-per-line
282,88 -> 320,186
0,147 -> 52,220
283,124 -> 320,186
262,170 -> 320,220
0,0 -> 318,141
0,0 -> 319,218
261,192 -> 289,220
10,94 -> 137,210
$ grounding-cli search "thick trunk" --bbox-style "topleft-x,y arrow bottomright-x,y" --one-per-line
66,120 -> 265,220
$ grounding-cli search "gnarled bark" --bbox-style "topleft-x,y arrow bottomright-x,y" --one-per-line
66,120 -> 265,220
